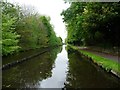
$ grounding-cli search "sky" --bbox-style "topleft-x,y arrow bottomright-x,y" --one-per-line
7,0 -> 70,42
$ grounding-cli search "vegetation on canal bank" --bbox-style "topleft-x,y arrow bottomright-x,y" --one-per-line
1,1 -> 62,56
62,2 -> 120,77
70,45 -> 120,78
61,2 -> 120,47
2,46 -> 62,88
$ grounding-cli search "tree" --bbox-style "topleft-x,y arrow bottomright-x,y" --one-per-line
61,2 -> 120,47
2,2 -> 20,55
2,1 -> 62,56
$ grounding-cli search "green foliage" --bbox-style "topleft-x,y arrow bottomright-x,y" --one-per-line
16,14 -> 62,49
71,45 -> 120,76
61,2 -> 120,46
2,1 -> 62,56
40,16 -> 62,46
16,14 -> 48,49
2,2 -> 20,56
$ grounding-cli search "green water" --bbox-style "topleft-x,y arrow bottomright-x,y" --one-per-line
2,45 -> 120,88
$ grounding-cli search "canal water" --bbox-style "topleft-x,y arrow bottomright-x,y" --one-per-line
2,45 -> 120,88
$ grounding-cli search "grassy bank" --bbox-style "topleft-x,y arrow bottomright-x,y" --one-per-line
69,45 -> 120,77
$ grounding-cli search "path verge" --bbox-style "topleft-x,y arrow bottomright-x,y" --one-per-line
69,45 -> 120,78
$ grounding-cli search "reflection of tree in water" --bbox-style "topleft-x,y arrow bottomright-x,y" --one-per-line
49,46 -> 63,62
2,46 -> 62,88
65,45 -> 76,54
65,47 -> 119,88
64,51 -> 83,88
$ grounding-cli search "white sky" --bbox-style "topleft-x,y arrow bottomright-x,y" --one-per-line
7,0 -> 70,42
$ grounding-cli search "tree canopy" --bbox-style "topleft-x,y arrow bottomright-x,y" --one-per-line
61,2 -> 120,47
1,1 -> 62,56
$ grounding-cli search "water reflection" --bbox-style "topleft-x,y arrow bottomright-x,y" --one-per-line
39,45 -> 68,88
2,48 -> 46,65
2,45 -> 120,88
2,46 -> 62,88
65,46 -> 119,88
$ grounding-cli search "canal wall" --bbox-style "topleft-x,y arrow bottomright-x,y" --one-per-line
69,45 -> 120,79
81,53 -> 120,79
1,45 -> 62,70
1,49 -> 49,70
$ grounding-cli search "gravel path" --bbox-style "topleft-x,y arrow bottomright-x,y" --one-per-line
78,47 -> 120,63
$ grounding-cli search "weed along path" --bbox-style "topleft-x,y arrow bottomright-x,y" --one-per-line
78,47 -> 120,63
2,45 -> 120,88
71,45 -> 120,78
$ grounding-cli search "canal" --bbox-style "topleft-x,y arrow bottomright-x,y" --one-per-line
2,45 -> 120,88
